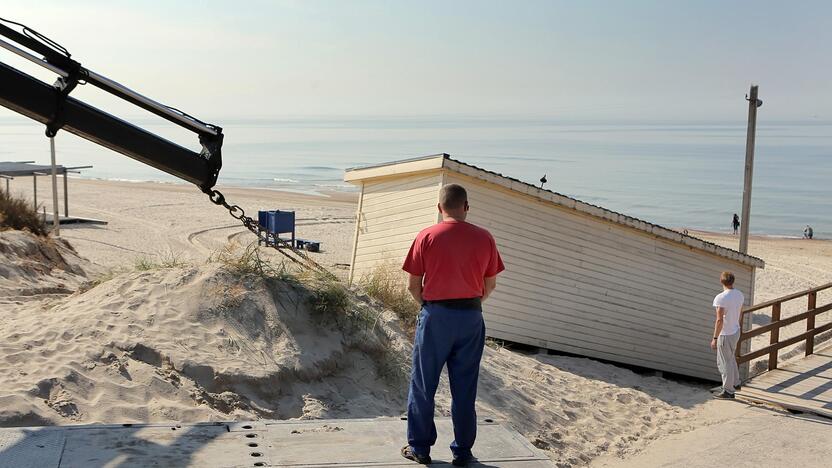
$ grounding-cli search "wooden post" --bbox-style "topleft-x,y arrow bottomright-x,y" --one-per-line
768,302 -> 781,371
739,85 -> 761,254
32,174 -> 37,210
63,172 -> 69,218
347,181 -> 365,287
806,291 -> 817,357
49,137 -> 60,236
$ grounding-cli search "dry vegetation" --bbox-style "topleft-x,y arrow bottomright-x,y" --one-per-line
359,261 -> 420,333
133,249 -> 190,271
208,242 -> 294,281
209,243 -> 390,349
0,190 -> 46,236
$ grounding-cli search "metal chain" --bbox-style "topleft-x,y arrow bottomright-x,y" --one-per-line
205,188 -> 336,279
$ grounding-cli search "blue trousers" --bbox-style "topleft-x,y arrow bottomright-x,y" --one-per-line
407,303 -> 486,459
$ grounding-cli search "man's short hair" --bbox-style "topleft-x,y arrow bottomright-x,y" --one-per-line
720,271 -> 735,286
439,184 -> 467,210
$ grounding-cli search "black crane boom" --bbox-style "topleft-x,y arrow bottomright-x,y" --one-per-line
0,18 -> 223,191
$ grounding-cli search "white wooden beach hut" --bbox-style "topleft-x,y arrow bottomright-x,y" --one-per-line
345,154 -> 765,381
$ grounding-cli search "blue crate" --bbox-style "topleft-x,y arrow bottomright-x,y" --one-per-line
254,210 -> 296,247
258,210 -> 273,230
268,210 -> 295,235
256,210 -> 296,247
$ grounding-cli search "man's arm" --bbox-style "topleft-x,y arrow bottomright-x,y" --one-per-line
711,306 -> 725,349
408,274 -> 424,304
482,275 -> 497,302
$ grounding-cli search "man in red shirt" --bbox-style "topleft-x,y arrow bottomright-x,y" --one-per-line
400,184 -> 505,466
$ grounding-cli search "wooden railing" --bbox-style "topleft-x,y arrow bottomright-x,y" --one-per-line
736,282 -> 832,371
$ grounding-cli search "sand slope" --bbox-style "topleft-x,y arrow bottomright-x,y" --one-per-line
452,349 -> 706,466
1,263 -> 409,427
0,230 -> 91,300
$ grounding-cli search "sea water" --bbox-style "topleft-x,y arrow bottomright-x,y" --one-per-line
1,116 -> 829,238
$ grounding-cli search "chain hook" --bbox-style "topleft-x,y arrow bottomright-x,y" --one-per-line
228,204 -> 244,219
206,189 -> 225,206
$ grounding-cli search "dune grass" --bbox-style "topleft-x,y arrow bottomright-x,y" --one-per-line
209,242 -> 295,281
134,249 -> 189,271
359,262 -> 420,333
304,271 -> 351,317
209,242 -> 353,319
0,190 -> 47,236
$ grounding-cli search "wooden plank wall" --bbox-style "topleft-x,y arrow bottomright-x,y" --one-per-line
446,173 -> 754,381
350,171 -> 442,283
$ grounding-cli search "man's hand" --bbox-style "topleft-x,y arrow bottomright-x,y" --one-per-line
482,276 -> 497,302
407,274 -> 424,304
712,306 -> 725,350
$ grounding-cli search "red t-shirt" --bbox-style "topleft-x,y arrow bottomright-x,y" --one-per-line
402,220 -> 505,301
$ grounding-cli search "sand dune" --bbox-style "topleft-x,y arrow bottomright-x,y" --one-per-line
0,230 -> 92,300
1,258 -> 409,426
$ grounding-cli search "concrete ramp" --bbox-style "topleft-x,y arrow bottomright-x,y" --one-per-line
0,418 -> 553,467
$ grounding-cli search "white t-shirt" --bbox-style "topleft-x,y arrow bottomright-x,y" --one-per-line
713,288 -> 745,336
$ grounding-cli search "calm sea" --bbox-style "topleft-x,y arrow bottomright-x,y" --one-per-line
1,116 -> 830,238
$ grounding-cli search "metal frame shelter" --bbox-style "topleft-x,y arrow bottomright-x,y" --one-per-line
0,160 -> 91,217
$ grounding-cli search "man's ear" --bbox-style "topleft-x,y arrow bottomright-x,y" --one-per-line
437,203 -> 443,213
464,201 -> 470,212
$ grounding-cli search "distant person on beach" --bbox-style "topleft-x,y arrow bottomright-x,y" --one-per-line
804,225 -> 813,240
732,214 -> 740,235
400,184 -> 505,466
711,271 -> 744,399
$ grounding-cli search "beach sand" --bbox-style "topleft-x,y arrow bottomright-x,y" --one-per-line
3,178 -> 832,466
9,178 -> 358,276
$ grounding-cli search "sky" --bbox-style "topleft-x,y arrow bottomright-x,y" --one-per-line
1,0 -> 831,121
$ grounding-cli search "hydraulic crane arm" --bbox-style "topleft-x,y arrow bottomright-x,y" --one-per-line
0,19 -> 338,278
0,18 -> 223,191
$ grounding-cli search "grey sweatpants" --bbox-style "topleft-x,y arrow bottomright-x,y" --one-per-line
717,331 -> 740,393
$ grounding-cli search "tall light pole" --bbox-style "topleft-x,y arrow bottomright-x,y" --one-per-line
739,85 -> 762,254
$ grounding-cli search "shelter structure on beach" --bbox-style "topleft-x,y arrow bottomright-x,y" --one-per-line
344,154 -> 765,381
0,161 -> 91,217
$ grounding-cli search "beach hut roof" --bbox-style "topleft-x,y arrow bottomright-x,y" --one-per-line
345,153 -> 765,269
0,161 -> 71,176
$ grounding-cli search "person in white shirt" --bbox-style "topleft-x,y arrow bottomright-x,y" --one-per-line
711,271 -> 745,399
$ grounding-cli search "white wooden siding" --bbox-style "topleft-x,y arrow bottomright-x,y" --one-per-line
346,162 -> 758,381
350,171 -> 442,283
446,172 -> 753,380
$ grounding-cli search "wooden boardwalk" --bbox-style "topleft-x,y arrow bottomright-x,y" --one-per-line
738,344 -> 832,418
